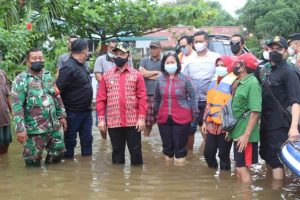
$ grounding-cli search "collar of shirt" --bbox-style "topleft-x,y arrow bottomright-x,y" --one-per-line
70,56 -> 84,66
239,74 -> 253,85
148,56 -> 162,62
271,59 -> 287,69
25,69 -> 48,79
113,63 -> 132,74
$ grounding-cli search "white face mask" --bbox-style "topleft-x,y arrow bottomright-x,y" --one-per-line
288,47 -> 295,56
263,51 -> 269,60
194,42 -> 206,52
215,67 -> 228,77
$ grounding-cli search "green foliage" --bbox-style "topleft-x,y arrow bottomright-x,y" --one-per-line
237,0 -> 300,38
63,0 -> 212,38
245,37 -> 262,58
0,0 -> 233,81
171,0 -> 237,26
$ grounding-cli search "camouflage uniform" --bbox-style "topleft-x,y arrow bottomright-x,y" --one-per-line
258,62 -> 272,84
11,70 -> 66,167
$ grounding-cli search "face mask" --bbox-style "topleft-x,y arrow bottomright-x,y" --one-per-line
269,51 -> 283,63
107,52 -> 115,59
263,51 -> 269,60
30,61 -> 44,72
288,47 -> 295,56
215,67 -> 228,77
233,66 -> 241,76
113,57 -> 128,67
165,64 -> 177,74
230,44 -> 241,55
194,42 -> 206,52
180,47 -> 189,55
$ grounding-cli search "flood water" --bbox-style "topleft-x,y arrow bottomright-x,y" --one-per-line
1,117 -> 300,200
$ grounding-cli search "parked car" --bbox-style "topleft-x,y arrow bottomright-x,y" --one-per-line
175,34 -> 250,56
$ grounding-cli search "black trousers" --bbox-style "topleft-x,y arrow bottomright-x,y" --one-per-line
204,132 -> 232,170
108,127 -> 143,165
158,116 -> 190,158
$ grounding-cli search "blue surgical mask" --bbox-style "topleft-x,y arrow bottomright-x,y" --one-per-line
215,66 -> 228,77
180,47 -> 189,55
165,64 -> 177,74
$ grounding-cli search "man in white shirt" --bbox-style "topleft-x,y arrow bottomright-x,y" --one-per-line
184,31 -> 220,150
178,35 -> 197,71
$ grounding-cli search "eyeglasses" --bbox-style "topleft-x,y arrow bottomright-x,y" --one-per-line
216,64 -> 225,67
163,50 -> 177,56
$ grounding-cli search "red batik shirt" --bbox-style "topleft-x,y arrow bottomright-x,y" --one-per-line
96,64 -> 148,128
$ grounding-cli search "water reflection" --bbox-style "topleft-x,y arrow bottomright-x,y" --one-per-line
0,124 -> 299,200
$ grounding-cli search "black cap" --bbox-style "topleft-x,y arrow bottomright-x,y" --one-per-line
112,42 -> 130,53
71,39 -> 88,53
267,36 -> 288,48
288,33 -> 300,43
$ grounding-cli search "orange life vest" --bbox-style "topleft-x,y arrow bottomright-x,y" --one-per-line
178,52 -> 184,62
206,72 -> 237,124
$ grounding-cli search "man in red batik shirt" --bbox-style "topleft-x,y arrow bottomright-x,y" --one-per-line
96,42 -> 148,165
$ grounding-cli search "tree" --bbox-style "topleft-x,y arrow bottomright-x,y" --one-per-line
237,0 -> 300,38
62,0 -> 213,39
170,0 -> 237,26
204,1 -> 237,26
0,0 -> 216,80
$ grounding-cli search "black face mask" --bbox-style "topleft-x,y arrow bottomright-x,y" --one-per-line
233,66 -> 241,76
269,51 -> 283,63
113,57 -> 128,67
231,44 -> 241,55
31,61 -> 44,72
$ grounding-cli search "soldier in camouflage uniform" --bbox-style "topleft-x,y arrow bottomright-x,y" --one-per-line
11,48 -> 67,167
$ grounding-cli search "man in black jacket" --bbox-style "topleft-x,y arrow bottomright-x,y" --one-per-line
56,39 -> 93,158
259,36 -> 300,180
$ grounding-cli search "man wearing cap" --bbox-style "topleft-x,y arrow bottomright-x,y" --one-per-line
93,39 -> 118,139
258,36 -> 300,180
288,33 -> 300,68
229,53 -> 262,183
56,39 -> 94,158
139,41 -> 162,137
96,42 -> 147,165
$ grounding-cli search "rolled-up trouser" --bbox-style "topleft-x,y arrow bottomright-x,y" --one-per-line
64,110 -> 93,158
23,130 -> 65,167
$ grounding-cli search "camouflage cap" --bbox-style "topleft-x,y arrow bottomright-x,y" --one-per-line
112,42 -> 130,53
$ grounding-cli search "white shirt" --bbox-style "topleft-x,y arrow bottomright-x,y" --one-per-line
181,51 -> 197,72
184,50 -> 220,101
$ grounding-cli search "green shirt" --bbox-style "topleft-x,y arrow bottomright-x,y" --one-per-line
11,70 -> 66,135
229,74 -> 262,142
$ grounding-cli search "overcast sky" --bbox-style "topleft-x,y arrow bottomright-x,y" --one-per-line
159,0 -> 247,17
210,0 -> 247,17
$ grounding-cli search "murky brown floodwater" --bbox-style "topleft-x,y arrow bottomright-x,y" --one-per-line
1,113 -> 300,200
